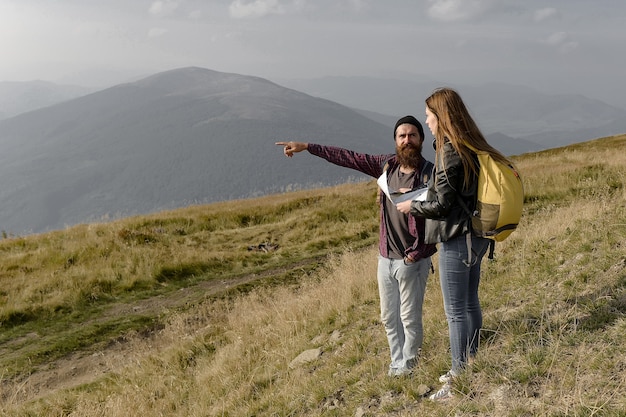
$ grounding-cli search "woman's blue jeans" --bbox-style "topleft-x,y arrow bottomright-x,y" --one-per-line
377,255 -> 431,372
439,233 -> 490,374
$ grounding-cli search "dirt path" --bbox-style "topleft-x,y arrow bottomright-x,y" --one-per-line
1,259 -> 318,407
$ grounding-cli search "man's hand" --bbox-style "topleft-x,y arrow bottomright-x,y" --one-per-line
275,141 -> 308,157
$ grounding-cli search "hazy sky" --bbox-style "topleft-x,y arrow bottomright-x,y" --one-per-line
1,0 -> 625,107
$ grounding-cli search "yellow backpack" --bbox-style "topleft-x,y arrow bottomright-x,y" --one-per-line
463,146 -> 524,243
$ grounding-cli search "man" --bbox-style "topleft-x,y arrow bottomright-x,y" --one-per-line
276,116 -> 436,376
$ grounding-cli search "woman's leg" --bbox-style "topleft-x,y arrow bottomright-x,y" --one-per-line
467,236 -> 489,357
439,234 -> 489,374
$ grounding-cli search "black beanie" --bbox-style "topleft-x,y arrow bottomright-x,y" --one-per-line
394,115 -> 424,141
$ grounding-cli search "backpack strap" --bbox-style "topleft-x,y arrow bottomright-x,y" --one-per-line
419,159 -> 434,186
487,240 -> 495,260
456,189 -> 496,261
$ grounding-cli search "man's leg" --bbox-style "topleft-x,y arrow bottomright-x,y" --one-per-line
377,255 -> 403,372
397,257 -> 430,370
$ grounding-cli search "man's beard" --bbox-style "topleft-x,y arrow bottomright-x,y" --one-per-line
396,142 -> 423,168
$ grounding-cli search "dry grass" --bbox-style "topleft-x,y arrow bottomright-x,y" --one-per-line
1,134 -> 625,416
0,183 -> 379,323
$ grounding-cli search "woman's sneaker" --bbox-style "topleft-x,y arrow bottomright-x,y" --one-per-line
429,383 -> 454,402
438,370 -> 458,383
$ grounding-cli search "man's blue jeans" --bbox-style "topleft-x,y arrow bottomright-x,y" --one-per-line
377,255 -> 431,372
439,233 -> 490,374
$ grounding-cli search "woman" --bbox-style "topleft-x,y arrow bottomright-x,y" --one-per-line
397,87 -> 514,402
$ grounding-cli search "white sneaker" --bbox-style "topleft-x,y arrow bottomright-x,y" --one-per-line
438,370 -> 458,383
429,383 -> 454,402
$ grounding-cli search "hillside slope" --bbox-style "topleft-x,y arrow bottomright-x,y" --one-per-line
1,134 -> 624,416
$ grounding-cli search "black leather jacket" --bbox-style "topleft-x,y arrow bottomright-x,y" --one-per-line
409,140 -> 477,244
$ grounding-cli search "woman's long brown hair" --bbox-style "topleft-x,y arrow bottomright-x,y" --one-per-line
426,87 -> 513,189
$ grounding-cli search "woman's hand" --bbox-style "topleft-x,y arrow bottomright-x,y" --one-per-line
396,200 -> 412,214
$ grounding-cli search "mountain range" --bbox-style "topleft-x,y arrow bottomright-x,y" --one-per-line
1,67 -> 625,235
0,68 -> 396,234
279,76 -> 626,147
0,80 -> 94,120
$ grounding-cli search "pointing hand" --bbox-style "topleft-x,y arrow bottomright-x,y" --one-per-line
275,141 -> 308,157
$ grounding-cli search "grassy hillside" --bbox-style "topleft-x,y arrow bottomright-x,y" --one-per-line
1,134 -> 625,416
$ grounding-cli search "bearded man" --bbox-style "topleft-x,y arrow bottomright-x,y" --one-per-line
276,115 -> 436,377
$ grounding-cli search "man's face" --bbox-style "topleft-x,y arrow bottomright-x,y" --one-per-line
395,124 -> 420,148
395,123 -> 423,168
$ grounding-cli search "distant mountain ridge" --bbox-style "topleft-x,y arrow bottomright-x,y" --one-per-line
0,67 -> 399,234
350,108 -> 539,157
279,76 -> 626,146
2,67 -> 619,235
0,80 -> 94,120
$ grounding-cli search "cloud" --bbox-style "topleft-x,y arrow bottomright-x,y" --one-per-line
188,9 -> 203,20
533,7 -> 557,22
347,0 -> 370,12
559,41 -> 579,54
72,21 -> 125,39
148,27 -> 169,38
149,0 -> 180,17
427,0 -> 494,22
543,31 -> 579,54
544,31 -> 567,46
229,0 -> 285,19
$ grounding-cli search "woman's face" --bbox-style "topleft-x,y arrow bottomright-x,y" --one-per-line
425,106 -> 438,136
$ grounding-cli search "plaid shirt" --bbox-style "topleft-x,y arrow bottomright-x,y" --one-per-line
308,143 -> 437,262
